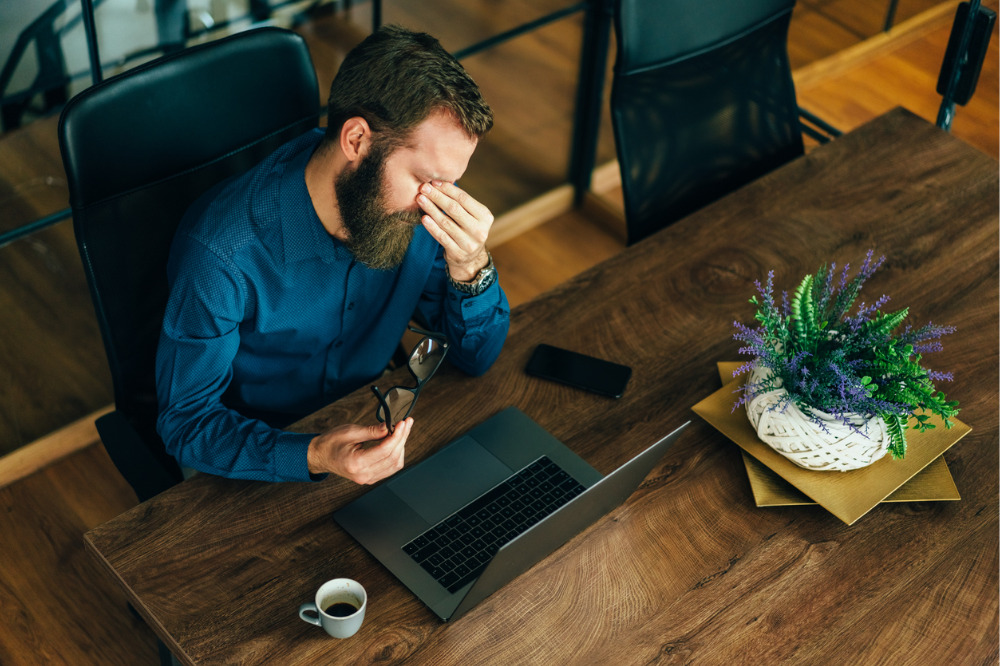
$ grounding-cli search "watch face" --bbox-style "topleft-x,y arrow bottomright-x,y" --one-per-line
474,267 -> 497,294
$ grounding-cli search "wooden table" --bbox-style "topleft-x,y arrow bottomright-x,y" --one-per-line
86,108 -> 999,664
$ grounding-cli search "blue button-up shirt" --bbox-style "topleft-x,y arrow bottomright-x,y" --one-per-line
155,129 -> 510,482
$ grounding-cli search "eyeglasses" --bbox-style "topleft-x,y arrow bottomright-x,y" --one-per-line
371,327 -> 449,434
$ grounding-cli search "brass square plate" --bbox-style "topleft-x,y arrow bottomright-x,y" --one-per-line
740,452 -> 959,507
692,363 -> 969,525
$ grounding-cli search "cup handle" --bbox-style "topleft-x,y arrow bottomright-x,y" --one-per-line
299,602 -> 322,626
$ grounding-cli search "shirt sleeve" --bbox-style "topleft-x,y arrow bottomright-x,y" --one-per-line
155,239 -> 321,482
416,246 -> 510,376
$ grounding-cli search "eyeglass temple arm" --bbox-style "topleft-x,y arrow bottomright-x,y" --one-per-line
370,385 -> 394,433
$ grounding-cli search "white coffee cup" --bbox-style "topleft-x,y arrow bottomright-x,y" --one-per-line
298,578 -> 367,638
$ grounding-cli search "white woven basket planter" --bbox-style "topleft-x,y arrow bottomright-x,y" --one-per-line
744,366 -> 890,472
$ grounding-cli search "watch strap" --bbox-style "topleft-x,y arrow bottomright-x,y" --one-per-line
447,252 -> 497,296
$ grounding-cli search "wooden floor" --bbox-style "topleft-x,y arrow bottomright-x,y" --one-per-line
0,1 -> 996,663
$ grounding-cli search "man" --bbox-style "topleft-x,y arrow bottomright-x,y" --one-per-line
155,26 -> 510,485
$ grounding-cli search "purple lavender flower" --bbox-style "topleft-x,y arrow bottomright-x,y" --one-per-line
732,251 -> 960,459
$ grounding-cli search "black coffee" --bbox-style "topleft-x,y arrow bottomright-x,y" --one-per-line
323,602 -> 358,617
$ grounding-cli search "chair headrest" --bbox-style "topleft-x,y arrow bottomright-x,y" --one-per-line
614,0 -> 795,73
58,27 -> 320,207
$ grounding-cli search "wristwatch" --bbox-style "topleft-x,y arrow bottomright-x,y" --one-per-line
448,252 -> 497,296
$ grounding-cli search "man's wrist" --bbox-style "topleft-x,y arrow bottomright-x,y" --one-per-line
306,435 -> 323,475
446,250 -> 490,282
447,251 -> 496,296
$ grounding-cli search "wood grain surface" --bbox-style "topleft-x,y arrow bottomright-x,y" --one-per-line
85,109 -> 999,665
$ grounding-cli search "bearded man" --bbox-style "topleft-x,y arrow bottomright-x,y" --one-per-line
155,26 -> 509,484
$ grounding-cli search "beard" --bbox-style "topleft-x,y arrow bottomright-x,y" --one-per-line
334,140 -> 421,270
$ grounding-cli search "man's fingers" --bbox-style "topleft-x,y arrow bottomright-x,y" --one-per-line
418,188 -> 466,226
363,422 -> 390,441
418,182 -> 492,238
418,185 -> 491,267
355,418 -> 410,483
418,194 -> 479,251
310,419 -> 413,484
429,180 -> 493,223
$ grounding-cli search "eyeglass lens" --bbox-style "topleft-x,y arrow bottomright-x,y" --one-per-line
409,337 -> 446,381
378,387 -> 417,424
375,335 -> 448,425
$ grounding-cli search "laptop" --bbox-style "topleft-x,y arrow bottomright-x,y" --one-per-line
333,406 -> 688,621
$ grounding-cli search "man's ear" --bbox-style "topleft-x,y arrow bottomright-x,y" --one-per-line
340,117 -> 371,163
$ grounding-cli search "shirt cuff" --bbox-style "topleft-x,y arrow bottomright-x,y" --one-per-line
447,280 -> 503,318
275,430 -> 327,482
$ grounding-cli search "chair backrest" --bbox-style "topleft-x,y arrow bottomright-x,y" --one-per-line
611,0 -> 804,245
58,27 -> 319,495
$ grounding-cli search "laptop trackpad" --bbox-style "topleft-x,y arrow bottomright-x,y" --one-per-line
387,437 -> 513,524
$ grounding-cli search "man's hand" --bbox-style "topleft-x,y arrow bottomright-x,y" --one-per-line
307,418 -> 412,484
418,180 -> 493,281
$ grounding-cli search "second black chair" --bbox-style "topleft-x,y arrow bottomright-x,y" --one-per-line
611,0 -> 805,245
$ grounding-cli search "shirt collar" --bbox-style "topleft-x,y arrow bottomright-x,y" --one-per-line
280,129 -> 343,265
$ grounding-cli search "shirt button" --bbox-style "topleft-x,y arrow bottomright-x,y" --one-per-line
334,340 -> 343,348
347,302 -> 355,310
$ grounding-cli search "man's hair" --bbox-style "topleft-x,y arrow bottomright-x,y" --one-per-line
324,25 -> 493,148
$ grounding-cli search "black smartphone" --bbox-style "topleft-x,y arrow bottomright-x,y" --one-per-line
525,344 -> 632,398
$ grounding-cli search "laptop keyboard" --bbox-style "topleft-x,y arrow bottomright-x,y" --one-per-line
402,456 -> 586,593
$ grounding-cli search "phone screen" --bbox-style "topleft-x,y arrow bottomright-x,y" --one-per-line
525,344 -> 632,398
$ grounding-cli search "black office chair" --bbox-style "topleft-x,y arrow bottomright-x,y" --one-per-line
58,27 -> 320,503
610,0 -> 806,245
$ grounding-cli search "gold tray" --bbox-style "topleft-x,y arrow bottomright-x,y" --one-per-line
692,363 -> 969,525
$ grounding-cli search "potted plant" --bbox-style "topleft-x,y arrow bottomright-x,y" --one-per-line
732,250 -> 960,472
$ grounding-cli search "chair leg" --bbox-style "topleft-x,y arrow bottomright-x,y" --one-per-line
883,0 -> 900,32
157,638 -> 180,666
130,602 -> 178,665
